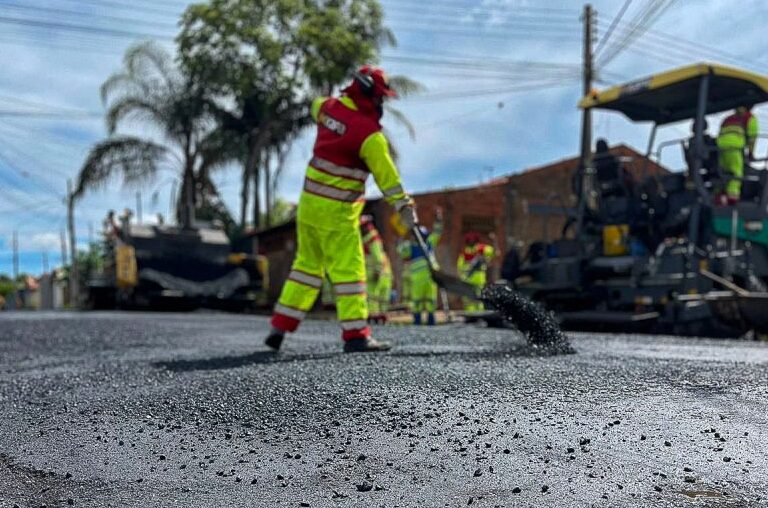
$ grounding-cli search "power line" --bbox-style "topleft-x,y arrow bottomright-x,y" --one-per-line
594,0 -> 633,56
0,111 -> 101,119
56,0 -> 185,19
1,3 -> 179,32
596,16 -> 768,74
407,79 -> 578,102
0,15 -> 174,41
597,0 -> 677,67
0,147 -> 65,199
383,0 -> 578,15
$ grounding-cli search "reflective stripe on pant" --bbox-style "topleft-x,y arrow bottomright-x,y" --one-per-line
718,148 -> 744,198
367,273 -> 392,313
271,219 -> 370,340
410,265 -> 437,313
461,271 -> 486,312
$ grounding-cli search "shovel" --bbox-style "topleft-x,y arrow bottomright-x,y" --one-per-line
411,225 -> 479,300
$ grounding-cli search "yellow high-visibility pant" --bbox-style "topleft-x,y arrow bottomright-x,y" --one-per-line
271,220 -> 369,341
461,271 -> 486,312
401,265 -> 412,311
410,262 -> 437,313
367,272 -> 392,314
717,135 -> 745,199
718,148 -> 744,199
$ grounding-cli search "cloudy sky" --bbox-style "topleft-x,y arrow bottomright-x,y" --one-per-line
2,0 -> 768,275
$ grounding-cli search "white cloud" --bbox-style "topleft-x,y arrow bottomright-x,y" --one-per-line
21,232 -> 60,253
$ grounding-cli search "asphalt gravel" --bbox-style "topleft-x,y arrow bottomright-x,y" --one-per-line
1,311 -> 767,507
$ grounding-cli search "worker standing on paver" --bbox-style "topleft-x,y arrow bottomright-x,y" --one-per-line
458,231 -> 495,311
264,66 -> 417,353
717,106 -> 759,204
361,215 -> 392,324
399,209 -> 442,325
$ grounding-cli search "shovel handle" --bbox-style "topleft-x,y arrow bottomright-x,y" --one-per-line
411,226 -> 439,273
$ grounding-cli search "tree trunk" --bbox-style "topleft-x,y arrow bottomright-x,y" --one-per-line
66,182 -> 78,308
252,155 -> 261,230
246,127 -> 273,230
264,152 -> 272,228
240,163 -> 251,228
177,167 -> 195,229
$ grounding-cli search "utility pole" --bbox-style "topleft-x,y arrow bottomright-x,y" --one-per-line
60,227 -> 68,266
67,179 -> 78,307
12,230 -> 18,280
136,191 -> 143,224
576,4 -> 596,240
579,3 -> 595,170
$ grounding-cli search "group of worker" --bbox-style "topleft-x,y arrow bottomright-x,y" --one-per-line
263,65 -> 497,353
689,105 -> 759,204
360,208 -> 496,327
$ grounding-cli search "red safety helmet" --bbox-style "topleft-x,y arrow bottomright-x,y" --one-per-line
360,214 -> 375,230
464,231 -> 481,245
352,65 -> 398,100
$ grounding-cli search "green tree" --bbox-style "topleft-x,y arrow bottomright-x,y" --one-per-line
177,0 -> 418,230
74,42 -> 235,226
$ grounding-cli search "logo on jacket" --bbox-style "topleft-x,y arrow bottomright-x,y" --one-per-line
318,111 -> 347,136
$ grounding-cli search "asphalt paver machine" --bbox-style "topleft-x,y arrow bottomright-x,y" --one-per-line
88,224 -> 267,311
514,63 -> 768,337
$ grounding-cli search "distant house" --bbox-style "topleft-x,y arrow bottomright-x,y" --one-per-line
252,144 -> 669,304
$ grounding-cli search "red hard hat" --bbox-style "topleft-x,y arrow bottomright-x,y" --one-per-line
464,231 -> 481,245
354,65 -> 398,99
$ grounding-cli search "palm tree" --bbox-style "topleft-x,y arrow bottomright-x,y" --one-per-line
74,42 -> 232,227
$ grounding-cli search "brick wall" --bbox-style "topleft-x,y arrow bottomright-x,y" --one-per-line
256,144 -> 669,304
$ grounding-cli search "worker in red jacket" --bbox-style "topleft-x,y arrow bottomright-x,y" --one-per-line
264,66 -> 417,353
457,232 -> 495,311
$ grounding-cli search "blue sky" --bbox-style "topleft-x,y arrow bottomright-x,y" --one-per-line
2,0 -> 768,275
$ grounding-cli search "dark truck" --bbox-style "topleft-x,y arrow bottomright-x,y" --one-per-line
88,224 -> 267,311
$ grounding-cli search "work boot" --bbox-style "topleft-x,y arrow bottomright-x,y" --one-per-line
264,328 -> 285,351
343,337 -> 392,353
427,313 -> 436,326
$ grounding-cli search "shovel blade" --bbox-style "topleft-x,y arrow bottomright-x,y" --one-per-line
431,270 -> 479,300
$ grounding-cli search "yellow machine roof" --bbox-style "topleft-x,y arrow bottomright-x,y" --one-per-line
579,63 -> 768,124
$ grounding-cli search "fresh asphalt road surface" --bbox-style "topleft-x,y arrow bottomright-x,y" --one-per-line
1,312 -> 767,507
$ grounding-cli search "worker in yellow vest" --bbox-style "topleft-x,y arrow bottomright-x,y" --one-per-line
717,106 -> 759,203
457,232 -> 495,311
264,66 -> 417,353
361,215 -> 392,324
398,210 -> 443,325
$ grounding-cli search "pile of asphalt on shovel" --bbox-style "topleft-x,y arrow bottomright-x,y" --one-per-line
482,283 -> 574,354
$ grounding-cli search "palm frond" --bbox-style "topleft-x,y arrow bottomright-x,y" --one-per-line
105,97 -> 168,135
389,75 -> 426,97
73,137 -> 167,200
100,72 -> 148,106
123,41 -> 179,95
385,106 -> 417,141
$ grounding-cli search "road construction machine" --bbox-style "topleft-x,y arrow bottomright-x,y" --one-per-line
511,63 -> 768,337
87,223 -> 267,311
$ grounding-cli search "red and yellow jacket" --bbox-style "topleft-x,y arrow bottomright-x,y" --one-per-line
297,96 -> 411,227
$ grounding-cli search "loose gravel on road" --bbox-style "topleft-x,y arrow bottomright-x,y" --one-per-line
1,312 -> 767,507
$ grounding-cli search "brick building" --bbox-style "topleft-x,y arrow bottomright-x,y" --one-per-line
253,144 -> 669,304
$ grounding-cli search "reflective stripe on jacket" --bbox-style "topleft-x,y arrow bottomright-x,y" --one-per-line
297,97 -> 410,227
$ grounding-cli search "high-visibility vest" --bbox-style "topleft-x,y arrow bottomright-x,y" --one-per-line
718,111 -> 758,150
298,96 -> 410,227
458,243 -> 494,276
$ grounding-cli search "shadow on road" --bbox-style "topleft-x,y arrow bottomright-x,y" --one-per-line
154,351 -> 337,372
154,342 -> 573,373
